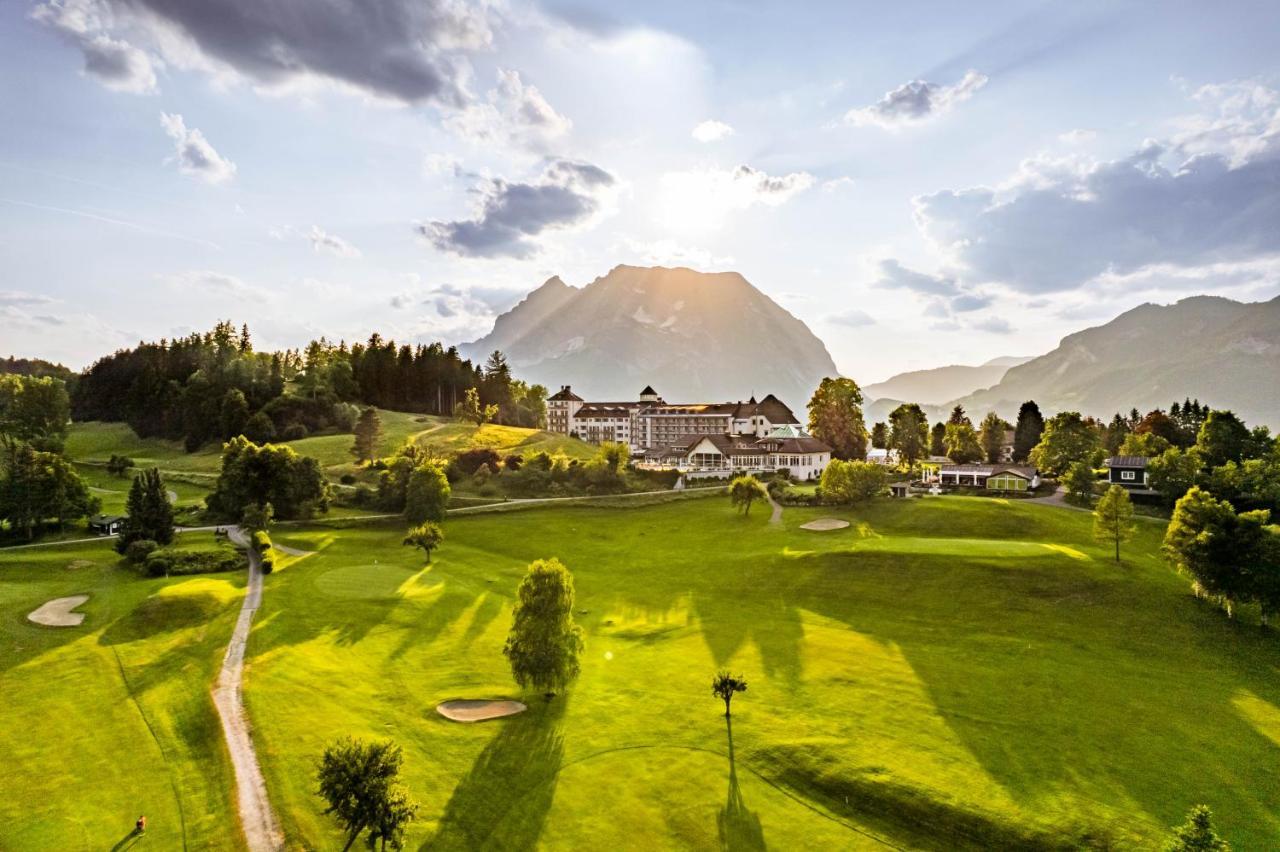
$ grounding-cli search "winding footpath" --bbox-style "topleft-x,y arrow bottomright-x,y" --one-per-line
213,527 -> 284,852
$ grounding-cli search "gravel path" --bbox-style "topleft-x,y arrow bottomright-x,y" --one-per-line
212,527 -> 284,851
765,491 -> 783,525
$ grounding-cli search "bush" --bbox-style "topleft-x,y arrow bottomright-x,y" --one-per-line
504,454 -> 523,471
124,538 -> 159,563
454,448 -> 501,476
473,463 -> 493,486
281,422 -> 309,441
339,473 -> 357,485
478,483 -> 498,497
251,530 -> 272,554
260,555 -> 275,574
106,454 -> 135,476
143,546 -> 242,577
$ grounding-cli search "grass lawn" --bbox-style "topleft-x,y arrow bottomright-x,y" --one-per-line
245,495 -> 1280,849
0,534 -> 245,848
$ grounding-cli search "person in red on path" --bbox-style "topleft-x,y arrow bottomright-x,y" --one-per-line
135,815 -> 147,834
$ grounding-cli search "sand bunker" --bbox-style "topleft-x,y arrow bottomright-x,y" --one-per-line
27,595 -> 90,627
437,699 -> 527,723
799,518 -> 851,532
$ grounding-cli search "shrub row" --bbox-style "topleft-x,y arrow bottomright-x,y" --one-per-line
251,530 -> 275,574
143,546 -> 243,578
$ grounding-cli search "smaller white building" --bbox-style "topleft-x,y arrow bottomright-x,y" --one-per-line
865,447 -> 899,466
637,426 -> 832,481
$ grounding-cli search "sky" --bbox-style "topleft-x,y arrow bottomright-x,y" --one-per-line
2,0 -> 1280,384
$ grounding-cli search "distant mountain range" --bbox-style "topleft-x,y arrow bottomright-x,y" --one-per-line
461,265 -> 838,409
948,295 -> 1280,427
862,356 -> 1031,408
465,269 -> 1280,429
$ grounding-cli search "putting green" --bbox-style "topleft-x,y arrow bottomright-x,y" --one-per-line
312,564 -> 440,601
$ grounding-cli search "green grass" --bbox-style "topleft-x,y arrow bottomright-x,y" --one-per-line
65,411 -> 595,482
0,534 -> 244,848
242,495 -> 1280,849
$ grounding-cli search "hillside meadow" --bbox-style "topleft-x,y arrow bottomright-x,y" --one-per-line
63,411 -> 594,483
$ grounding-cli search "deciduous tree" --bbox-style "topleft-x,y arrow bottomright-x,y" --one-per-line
404,462 -> 450,525
1062,460 -> 1097,505
1093,484 -> 1135,562
978,412 -> 1011,464
1030,411 -> 1101,476
819,459 -> 887,504
806,377 -> 868,461
944,422 -> 983,464
403,522 -> 444,564
888,403 -> 929,468
503,558 -> 584,697
316,737 -> 416,852
729,475 -> 768,516
1196,410 -> 1250,469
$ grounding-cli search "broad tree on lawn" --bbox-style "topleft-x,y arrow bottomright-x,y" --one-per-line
806,377 -> 868,461
729,475 -> 768,516
403,522 -> 444,564
503,558 -> 584,698
1163,486 -> 1260,619
118,467 -> 175,551
1162,805 -> 1230,852
1093,484 -> 1135,562
1062,460 -> 1097,505
712,671 -> 748,717
316,737 -> 417,852
820,459 -> 887,504
1030,411 -> 1102,476
351,407 -> 383,465
888,403 -> 929,468
404,462 -> 450,525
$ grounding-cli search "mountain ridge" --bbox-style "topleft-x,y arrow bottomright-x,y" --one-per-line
461,265 -> 839,409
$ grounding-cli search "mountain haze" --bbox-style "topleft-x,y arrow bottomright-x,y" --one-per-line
862,356 -> 1030,407
462,265 -> 838,408
951,295 -> 1280,427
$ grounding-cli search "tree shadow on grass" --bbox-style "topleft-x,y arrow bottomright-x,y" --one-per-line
98,593 -> 226,646
423,698 -> 567,851
786,547 -> 1280,846
718,715 -> 765,851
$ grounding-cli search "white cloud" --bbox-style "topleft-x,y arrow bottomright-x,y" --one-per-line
444,68 -> 572,153
844,69 -> 988,129
270,225 -> 361,258
912,82 -> 1280,294
691,119 -> 733,143
31,0 -> 159,94
656,164 -> 814,230
159,113 -> 236,184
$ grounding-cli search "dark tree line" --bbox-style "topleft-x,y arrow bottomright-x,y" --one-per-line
71,322 -> 547,453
